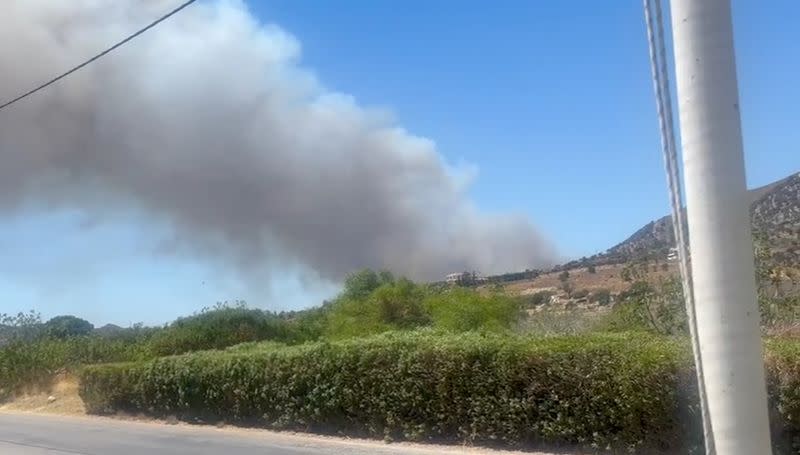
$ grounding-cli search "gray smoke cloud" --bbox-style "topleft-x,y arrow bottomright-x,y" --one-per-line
0,0 -> 556,282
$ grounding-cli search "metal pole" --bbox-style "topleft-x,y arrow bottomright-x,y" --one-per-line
669,1 -> 772,453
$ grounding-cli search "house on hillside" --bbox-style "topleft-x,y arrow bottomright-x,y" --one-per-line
667,247 -> 679,262
445,271 -> 485,286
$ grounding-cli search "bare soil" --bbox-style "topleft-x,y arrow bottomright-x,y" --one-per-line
0,376 -> 86,416
503,262 -> 679,295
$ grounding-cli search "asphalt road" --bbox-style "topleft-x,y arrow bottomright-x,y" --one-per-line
0,412 -> 545,455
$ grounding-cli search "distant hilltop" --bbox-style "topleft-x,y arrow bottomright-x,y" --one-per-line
555,171 -> 800,272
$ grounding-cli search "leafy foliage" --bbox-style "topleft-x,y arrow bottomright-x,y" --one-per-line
0,310 -> 44,343
145,302 -> 302,357
0,336 -> 151,401
425,288 -> 519,333
0,302 -> 321,401
339,269 -> 395,302
44,315 -> 94,339
325,279 -> 430,339
325,273 -> 522,339
600,278 -> 686,335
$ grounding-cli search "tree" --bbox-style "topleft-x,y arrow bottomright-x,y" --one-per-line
0,310 -> 43,342
587,265 -> 597,274
527,290 -> 554,307
44,315 -> 94,339
589,289 -> 612,306
621,263 -> 644,282
609,277 -> 686,335
341,269 -> 394,302
373,279 -> 430,329
557,270 -> 573,296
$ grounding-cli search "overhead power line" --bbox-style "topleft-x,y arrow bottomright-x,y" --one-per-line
0,0 -> 198,112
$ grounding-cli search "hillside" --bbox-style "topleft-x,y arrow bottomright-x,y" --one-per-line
601,172 -> 800,266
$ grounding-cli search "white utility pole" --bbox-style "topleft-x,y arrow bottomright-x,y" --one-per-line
669,0 -> 772,453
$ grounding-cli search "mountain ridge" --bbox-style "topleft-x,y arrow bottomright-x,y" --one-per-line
603,171 -> 800,266
550,171 -> 800,272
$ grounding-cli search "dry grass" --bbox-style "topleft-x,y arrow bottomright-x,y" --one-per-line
0,375 -> 85,416
502,262 -> 680,295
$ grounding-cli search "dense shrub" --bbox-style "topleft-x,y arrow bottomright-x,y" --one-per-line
765,339 -> 800,452
589,289 -> 612,306
523,290 -> 555,308
599,279 -> 686,335
0,336 -> 150,401
570,289 -> 590,300
0,303 -> 318,401
80,332 -> 695,452
425,289 -> 519,333
325,280 -> 522,339
339,269 -> 395,302
1,311 -> 45,344
44,315 -> 94,339
325,279 -> 430,339
144,303 -> 299,357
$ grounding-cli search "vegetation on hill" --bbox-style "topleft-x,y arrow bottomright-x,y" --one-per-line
0,270 -> 520,402
566,172 -> 800,271
3,263 -> 800,453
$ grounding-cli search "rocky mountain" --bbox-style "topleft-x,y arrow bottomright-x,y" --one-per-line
599,172 -> 800,266
751,173 -> 800,265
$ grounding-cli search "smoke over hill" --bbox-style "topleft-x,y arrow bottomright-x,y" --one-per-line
0,0 -> 556,282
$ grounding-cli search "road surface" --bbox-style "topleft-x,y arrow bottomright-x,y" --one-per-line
0,412 -> 551,455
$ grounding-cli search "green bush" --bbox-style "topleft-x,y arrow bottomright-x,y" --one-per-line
589,289 -> 612,306
325,279 -> 431,339
80,332 -> 695,452
325,279 -> 522,339
524,290 -> 554,308
599,279 -> 686,335
0,303 -> 311,401
765,339 -> 800,452
144,303 -> 297,357
0,336 -> 150,401
425,289 -> 519,333
44,315 -> 94,339
570,288 -> 590,300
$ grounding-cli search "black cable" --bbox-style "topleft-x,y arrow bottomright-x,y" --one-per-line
0,0 -> 198,112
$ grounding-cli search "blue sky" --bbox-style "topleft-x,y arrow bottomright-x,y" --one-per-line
246,0 -> 799,257
1,0 -> 798,325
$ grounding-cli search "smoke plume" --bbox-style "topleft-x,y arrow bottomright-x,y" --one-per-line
0,0 -> 556,282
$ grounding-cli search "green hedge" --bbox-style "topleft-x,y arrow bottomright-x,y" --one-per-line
80,332 -> 699,452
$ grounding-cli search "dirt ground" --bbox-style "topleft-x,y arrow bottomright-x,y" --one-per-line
502,262 -> 680,295
0,376 -> 86,416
